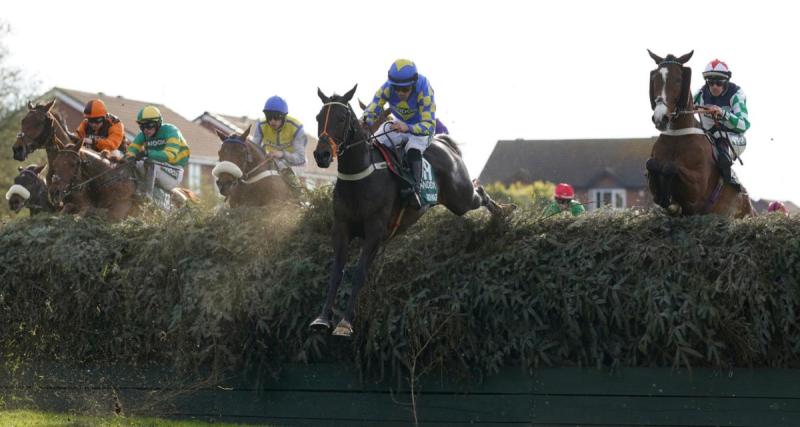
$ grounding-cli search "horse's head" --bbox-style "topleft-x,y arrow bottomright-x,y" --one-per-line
13,99 -> 57,161
48,140 -> 85,205
213,125 -> 253,196
6,164 -> 47,213
648,50 -> 694,131
315,85 -> 359,168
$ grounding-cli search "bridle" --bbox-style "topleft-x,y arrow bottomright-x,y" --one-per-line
318,101 -> 385,159
217,137 -> 279,185
650,59 -> 695,123
15,110 -> 55,156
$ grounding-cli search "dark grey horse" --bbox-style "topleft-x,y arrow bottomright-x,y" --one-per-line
6,164 -> 56,215
309,85 -> 506,337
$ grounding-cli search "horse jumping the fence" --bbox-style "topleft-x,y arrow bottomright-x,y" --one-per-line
646,50 -> 753,217
309,85 -> 506,337
212,126 -> 295,207
47,139 -> 137,220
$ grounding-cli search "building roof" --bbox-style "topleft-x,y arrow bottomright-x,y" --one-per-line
479,137 -> 656,188
194,112 -> 256,135
52,87 -> 220,163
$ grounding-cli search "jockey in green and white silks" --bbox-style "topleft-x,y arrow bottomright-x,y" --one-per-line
127,106 -> 190,196
252,96 -> 307,174
363,59 -> 436,209
692,59 -> 750,189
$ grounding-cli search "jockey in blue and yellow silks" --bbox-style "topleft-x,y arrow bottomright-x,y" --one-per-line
363,59 -> 436,209
252,95 -> 307,192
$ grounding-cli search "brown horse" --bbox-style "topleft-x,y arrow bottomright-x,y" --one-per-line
12,100 -> 76,180
48,139 -> 137,220
309,86 -> 506,337
212,126 -> 295,207
646,50 -> 754,217
5,164 -> 57,215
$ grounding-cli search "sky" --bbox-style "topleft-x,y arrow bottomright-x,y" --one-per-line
4,0 -> 798,204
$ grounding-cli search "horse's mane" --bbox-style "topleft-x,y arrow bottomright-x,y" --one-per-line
435,134 -> 462,157
225,134 -> 267,157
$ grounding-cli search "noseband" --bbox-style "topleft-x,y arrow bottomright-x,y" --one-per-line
651,59 -> 694,123
16,111 -> 55,154
318,102 -> 369,158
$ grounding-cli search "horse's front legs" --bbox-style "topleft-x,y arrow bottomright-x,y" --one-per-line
333,221 -> 385,337
310,222 -> 351,332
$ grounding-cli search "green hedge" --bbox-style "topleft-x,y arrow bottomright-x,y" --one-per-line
1,190 -> 799,384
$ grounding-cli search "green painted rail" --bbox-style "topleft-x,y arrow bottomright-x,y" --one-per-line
2,364 -> 799,426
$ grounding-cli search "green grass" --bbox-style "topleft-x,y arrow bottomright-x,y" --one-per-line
0,410 -> 267,426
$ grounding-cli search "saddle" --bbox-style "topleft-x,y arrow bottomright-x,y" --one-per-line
374,142 -> 438,206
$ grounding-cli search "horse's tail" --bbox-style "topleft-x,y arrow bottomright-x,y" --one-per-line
434,134 -> 462,157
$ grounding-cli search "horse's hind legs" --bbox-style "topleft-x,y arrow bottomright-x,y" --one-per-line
474,180 -> 515,215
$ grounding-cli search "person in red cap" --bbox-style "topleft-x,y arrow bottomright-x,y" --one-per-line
74,99 -> 125,158
543,183 -> 585,217
767,201 -> 789,217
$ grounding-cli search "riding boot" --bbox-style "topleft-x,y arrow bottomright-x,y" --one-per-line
716,143 -> 741,192
279,167 -> 304,197
406,148 -> 423,209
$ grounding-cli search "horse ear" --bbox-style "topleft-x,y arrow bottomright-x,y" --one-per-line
647,49 -> 664,64
317,87 -> 330,103
343,84 -> 358,102
358,99 -> 367,111
43,98 -> 56,112
677,50 -> 694,64
241,124 -> 251,141
214,129 -> 228,142
27,101 -> 34,110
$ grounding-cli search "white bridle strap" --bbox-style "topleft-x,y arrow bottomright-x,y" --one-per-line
660,128 -> 706,136
337,162 -> 388,181
322,102 -> 351,109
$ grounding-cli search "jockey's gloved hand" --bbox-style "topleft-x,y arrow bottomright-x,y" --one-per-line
134,151 -> 147,161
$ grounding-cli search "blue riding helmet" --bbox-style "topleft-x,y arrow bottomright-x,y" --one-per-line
388,59 -> 418,87
263,96 -> 289,114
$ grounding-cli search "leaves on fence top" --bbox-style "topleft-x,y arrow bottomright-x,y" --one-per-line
1,192 -> 799,383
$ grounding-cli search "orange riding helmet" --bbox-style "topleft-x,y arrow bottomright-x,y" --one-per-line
83,99 -> 108,119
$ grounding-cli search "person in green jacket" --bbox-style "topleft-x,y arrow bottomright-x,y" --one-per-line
126,106 -> 190,198
543,183 -> 585,217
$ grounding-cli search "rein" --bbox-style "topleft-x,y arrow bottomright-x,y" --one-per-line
318,101 -> 397,158
219,138 -> 280,184
59,151 -> 133,197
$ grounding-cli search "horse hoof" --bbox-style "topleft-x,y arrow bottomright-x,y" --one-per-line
309,317 -> 332,332
331,319 -> 353,337
667,203 -> 682,216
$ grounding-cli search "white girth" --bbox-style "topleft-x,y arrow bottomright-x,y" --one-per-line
337,162 -> 388,181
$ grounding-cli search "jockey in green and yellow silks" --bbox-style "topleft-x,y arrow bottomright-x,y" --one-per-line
126,105 -> 190,198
